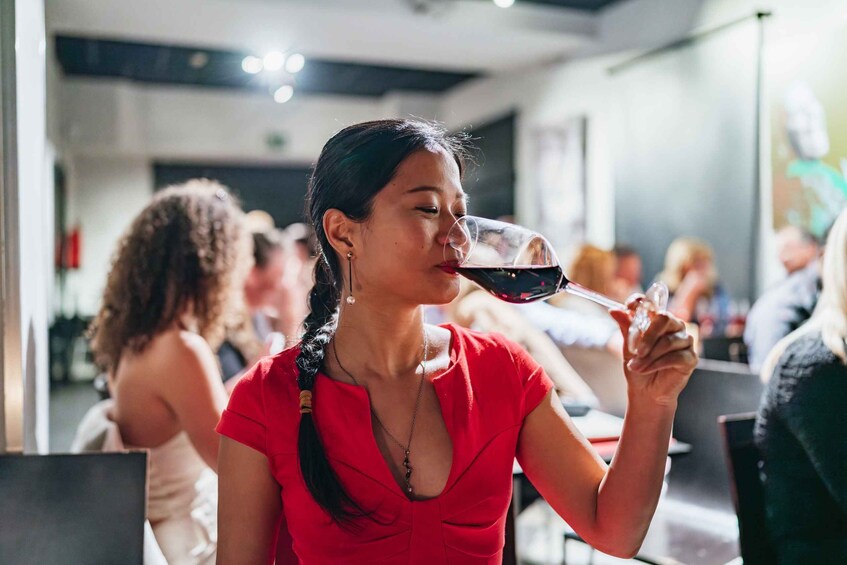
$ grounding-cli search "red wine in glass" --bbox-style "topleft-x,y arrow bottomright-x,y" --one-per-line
451,265 -> 567,304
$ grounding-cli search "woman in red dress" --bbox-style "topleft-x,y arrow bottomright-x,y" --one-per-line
216,119 -> 697,564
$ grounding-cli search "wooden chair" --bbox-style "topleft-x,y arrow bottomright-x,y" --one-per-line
718,413 -> 777,565
0,452 -> 148,565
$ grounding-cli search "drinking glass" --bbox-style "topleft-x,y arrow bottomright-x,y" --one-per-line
441,215 -> 669,353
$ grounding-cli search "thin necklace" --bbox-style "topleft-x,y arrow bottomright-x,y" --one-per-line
332,329 -> 429,497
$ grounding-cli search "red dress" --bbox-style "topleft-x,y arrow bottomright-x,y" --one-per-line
216,323 -> 553,564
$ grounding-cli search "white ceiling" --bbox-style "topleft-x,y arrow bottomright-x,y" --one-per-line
46,0 -> 606,72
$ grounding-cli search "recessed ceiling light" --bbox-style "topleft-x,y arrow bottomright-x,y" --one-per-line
263,51 -> 286,72
493,0 -> 515,7
273,85 -> 294,103
285,53 -> 305,74
241,55 -> 263,74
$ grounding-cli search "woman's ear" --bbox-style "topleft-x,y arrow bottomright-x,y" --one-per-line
323,209 -> 356,256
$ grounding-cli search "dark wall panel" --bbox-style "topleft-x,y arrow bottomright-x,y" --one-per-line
464,113 -> 516,220
154,162 -> 312,228
613,22 -> 759,300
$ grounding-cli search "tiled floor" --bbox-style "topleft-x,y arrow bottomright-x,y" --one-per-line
49,381 -> 100,452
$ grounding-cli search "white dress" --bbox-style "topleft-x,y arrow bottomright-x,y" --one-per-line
72,400 -> 217,564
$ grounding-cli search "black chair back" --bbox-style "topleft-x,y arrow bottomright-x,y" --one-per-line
0,451 -> 147,565
669,361 -> 764,512
718,413 -> 777,565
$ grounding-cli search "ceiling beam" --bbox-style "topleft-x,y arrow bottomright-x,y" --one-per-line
46,0 -> 600,72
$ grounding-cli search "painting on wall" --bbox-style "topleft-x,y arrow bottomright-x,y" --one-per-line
769,27 -> 847,239
533,116 -> 587,254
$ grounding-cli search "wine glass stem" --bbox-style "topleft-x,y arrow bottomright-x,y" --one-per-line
562,282 -> 625,311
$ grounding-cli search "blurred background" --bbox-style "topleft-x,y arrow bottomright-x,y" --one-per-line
3,0 -> 847,563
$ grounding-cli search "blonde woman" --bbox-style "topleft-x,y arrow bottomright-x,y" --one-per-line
550,245 -> 617,314
656,237 -> 730,336
754,209 -> 847,562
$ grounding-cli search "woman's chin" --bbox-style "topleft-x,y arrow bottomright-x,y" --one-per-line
422,277 -> 461,305
437,282 -> 462,304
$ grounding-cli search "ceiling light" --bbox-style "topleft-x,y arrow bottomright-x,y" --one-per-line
273,85 -> 294,104
284,53 -> 305,74
241,55 -> 263,74
493,0 -> 514,7
263,51 -> 286,72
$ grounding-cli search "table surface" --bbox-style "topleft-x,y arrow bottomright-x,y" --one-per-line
512,409 -> 691,474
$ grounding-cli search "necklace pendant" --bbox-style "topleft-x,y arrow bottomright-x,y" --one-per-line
403,451 -> 413,493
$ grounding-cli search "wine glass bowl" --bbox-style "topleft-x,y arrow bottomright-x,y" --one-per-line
443,215 -> 670,354
443,216 -> 565,303
444,216 -> 556,269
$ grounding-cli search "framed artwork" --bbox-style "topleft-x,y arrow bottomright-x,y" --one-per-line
769,27 -> 847,238
533,116 -> 587,252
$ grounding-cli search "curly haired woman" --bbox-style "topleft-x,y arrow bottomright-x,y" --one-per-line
86,179 -> 252,564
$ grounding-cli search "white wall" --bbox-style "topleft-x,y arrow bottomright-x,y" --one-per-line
60,79 -> 394,162
2,0 -> 51,453
62,157 -> 153,317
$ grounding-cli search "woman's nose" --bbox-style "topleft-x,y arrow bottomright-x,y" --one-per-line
436,214 -> 458,246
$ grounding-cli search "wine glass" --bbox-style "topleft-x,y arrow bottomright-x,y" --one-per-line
441,215 -> 669,353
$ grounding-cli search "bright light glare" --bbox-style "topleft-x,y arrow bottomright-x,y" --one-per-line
263,51 -> 286,71
273,85 -> 294,103
493,0 -> 515,7
285,53 -> 305,74
241,56 -> 263,74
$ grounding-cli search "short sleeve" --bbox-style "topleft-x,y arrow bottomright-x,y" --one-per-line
499,336 -> 555,420
216,359 -> 269,455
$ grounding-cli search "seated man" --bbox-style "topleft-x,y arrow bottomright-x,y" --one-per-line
776,225 -> 819,275
744,227 -> 823,373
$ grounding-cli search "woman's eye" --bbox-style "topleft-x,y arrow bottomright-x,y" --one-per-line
416,206 -> 439,214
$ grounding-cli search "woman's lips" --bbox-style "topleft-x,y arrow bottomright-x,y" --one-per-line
438,262 -> 459,275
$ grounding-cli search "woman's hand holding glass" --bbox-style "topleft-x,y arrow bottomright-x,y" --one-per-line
610,297 -> 697,408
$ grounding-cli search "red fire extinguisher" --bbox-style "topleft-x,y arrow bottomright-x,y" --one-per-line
68,225 -> 81,270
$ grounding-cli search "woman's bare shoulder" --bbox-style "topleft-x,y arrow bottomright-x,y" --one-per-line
118,327 -> 217,387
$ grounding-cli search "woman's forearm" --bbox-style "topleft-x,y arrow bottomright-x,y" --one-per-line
592,397 -> 676,556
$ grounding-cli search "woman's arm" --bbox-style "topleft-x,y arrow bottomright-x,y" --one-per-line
159,331 -> 229,470
517,309 -> 696,558
217,437 -> 282,565
668,271 -> 707,322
